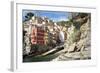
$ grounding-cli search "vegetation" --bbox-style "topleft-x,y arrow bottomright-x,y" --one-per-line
30,44 -> 49,55
57,20 -> 72,27
24,12 -> 34,21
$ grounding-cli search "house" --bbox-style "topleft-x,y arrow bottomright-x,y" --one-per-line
31,26 -> 45,45
23,16 -> 56,46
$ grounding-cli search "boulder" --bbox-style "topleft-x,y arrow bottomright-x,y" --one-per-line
67,42 -> 76,52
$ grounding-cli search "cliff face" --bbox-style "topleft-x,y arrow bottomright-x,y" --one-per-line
53,13 -> 91,61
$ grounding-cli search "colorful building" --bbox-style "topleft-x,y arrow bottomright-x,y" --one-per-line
31,26 -> 45,45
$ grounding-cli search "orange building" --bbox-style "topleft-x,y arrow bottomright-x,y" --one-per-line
31,26 -> 45,45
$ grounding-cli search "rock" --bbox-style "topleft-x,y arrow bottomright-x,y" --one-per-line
67,42 -> 76,52
25,45 -> 31,54
52,13 -> 91,61
76,39 -> 84,51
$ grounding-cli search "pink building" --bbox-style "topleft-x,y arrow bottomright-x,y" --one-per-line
31,27 -> 45,45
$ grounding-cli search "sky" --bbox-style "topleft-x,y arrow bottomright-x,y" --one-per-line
22,10 -> 71,22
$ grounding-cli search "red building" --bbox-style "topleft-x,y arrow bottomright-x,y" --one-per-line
31,26 -> 45,45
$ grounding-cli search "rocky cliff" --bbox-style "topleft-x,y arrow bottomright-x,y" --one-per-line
53,13 -> 91,61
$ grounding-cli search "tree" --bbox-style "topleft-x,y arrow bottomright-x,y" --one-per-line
25,12 -> 34,21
